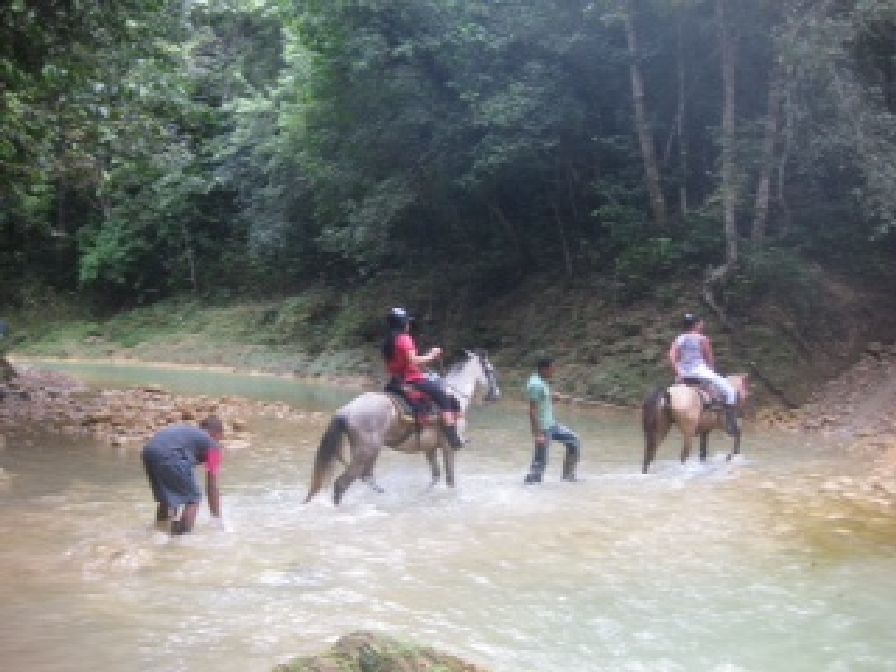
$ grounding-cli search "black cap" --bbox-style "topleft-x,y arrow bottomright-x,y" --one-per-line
387,307 -> 410,329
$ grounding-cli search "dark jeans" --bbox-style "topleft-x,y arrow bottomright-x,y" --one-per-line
409,376 -> 458,412
529,423 -> 581,474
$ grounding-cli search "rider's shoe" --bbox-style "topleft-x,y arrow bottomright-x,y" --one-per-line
524,472 -> 542,484
443,424 -> 464,450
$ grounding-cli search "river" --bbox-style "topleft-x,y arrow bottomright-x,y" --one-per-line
1,362 -> 895,672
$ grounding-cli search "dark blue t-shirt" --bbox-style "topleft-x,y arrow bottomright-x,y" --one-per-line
142,425 -> 218,467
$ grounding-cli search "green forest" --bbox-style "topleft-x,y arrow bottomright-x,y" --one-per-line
2,0 -> 895,400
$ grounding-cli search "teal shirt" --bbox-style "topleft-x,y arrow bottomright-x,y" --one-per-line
527,373 -> 555,430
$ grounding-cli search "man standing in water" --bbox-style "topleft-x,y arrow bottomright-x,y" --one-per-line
141,415 -> 224,535
524,356 -> 581,484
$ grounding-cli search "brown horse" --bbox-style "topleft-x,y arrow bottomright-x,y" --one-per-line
641,374 -> 750,473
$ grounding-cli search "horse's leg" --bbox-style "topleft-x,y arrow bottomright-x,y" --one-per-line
425,447 -> 440,487
728,432 -> 742,460
442,439 -> 456,488
333,448 -> 375,505
699,431 -> 709,462
343,430 -> 382,492
680,421 -> 695,464
361,464 -> 384,493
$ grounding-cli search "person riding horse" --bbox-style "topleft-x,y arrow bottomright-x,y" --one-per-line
382,307 -> 464,450
668,313 -> 740,437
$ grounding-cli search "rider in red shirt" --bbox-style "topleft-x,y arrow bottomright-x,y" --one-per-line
382,307 -> 464,449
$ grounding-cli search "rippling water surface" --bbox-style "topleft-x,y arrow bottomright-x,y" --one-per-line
1,362 -> 895,672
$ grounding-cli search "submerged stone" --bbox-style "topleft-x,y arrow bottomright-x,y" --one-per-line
272,631 -> 490,672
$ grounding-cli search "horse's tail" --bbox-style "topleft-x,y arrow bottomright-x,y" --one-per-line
642,386 -> 671,473
304,413 -> 348,503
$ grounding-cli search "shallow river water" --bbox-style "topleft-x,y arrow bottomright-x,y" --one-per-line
1,362 -> 895,672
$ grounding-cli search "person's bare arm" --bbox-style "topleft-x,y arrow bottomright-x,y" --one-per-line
529,400 -> 545,445
206,471 -> 221,518
409,346 -> 442,367
701,337 -> 715,369
668,342 -> 682,379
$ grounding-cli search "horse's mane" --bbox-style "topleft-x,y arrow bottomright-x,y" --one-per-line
445,353 -> 474,377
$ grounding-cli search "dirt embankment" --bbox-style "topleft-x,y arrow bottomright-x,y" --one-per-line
756,342 -> 896,505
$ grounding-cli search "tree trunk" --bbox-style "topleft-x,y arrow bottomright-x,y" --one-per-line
489,202 -> 527,276
550,200 -> 574,278
180,221 -> 198,293
718,0 -> 737,265
676,16 -> 688,217
623,0 -> 667,229
776,93 -> 795,240
751,68 -> 783,243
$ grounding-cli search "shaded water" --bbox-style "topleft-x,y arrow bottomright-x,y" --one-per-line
2,362 -> 895,671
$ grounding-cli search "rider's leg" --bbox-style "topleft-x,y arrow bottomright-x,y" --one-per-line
440,411 -> 464,449
551,424 -> 581,481
171,502 -> 199,535
412,378 -> 464,449
524,440 -> 548,484
695,366 -> 740,436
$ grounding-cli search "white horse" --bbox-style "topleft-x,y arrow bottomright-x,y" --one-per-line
305,349 -> 501,504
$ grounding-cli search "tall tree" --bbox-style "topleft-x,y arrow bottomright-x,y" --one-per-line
622,0 -> 667,229
717,0 -> 737,266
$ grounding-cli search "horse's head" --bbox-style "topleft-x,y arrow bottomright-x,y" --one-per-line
467,349 -> 501,402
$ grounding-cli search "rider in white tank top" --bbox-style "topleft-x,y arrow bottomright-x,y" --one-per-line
668,314 -> 737,408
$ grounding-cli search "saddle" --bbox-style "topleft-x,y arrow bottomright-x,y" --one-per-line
384,379 -> 441,426
680,377 -> 727,410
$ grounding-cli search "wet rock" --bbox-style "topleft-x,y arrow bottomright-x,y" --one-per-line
273,631 -> 490,672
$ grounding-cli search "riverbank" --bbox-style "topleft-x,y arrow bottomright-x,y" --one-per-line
3,348 -> 895,474
6,267 -> 895,408
0,360 -> 330,450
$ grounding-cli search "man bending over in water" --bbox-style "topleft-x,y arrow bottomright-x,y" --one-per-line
141,415 -> 224,535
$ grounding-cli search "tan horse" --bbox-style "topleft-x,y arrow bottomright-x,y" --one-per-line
641,374 -> 749,473
305,350 -> 501,505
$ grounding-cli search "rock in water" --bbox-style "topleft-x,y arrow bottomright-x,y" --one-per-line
272,631 -> 490,672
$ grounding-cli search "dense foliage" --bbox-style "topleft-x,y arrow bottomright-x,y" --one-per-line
1,0 -> 894,309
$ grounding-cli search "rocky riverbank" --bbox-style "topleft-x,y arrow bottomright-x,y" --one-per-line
0,361 -> 332,449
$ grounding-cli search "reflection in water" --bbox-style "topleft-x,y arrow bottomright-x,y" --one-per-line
0,363 -> 895,672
